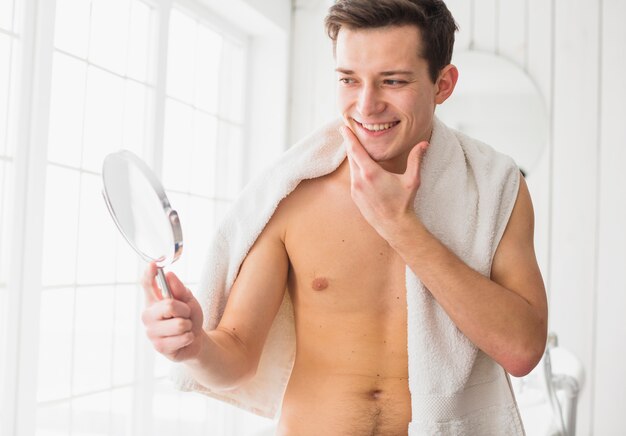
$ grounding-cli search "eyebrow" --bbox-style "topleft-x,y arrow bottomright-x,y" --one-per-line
335,68 -> 414,76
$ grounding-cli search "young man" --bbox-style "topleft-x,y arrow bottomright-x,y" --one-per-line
141,1 -> 547,434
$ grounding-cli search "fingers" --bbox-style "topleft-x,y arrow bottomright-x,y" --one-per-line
340,125 -> 374,172
141,294 -> 200,359
152,331 -> 196,356
145,317 -> 193,340
165,271 -> 193,303
141,262 -> 160,304
142,298 -> 192,324
403,141 -> 429,185
141,264 -> 192,306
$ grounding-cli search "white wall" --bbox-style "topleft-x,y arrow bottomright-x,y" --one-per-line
289,0 -> 626,434
288,0 -> 337,144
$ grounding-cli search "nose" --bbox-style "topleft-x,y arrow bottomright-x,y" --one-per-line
356,84 -> 385,117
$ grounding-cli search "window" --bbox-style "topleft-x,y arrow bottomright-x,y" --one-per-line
36,1 -> 154,433
0,0 -> 17,427
2,0 -> 282,434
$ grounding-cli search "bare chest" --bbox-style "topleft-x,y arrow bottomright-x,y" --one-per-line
284,177 -> 407,319
278,174 -> 412,434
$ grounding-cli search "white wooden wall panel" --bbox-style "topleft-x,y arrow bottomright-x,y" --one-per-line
593,0 -> 626,433
498,0 -> 526,66
445,0 -> 472,51
289,2 -> 336,144
524,0 -> 553,292
551,1 -> 601,433
527,0 -> 553,104
472,0 -> 497,51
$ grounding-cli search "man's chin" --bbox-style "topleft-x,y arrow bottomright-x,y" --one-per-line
360,142 -> 388,162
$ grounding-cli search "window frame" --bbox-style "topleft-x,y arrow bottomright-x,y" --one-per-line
0,0 -> 255,434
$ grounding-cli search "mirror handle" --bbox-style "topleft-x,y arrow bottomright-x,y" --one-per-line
156,267 -> 172,299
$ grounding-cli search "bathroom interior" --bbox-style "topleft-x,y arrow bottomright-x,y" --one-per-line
0,0 -> 624,435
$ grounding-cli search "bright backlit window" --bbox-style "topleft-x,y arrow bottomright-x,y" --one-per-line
36,0 -> 154,433
0,0 -> 17,428
0,1 -> 273,435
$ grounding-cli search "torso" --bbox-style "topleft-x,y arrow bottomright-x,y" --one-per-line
275,160 -> 411,435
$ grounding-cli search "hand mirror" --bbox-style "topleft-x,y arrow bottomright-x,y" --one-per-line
101,150 -> 183,298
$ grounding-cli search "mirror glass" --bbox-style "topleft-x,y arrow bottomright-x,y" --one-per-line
102,151 -> 183,297
436,51 -> 549,175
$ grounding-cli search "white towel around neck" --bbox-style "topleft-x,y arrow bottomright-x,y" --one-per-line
171,117 -> 526,434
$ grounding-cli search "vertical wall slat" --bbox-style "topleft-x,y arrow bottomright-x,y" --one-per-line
445,0 -> 472,51
472,0 -> 498,52
551,0 -> 601,433
498,0 -> 526,66
527,0 -> 554,107
594,0 -> 626,433
524,0 -> 553,293
8,0 -> 57,434
288,2 -> 335,145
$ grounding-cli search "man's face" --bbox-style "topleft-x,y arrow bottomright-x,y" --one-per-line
335,25 -> 439,173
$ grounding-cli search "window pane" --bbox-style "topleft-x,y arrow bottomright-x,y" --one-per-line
54,0 -> 91,59
36,402 -> 71,436
72,286 -> 114,395
37,288 -> 75,402
122,79 -> 148,156
178,391 -> 211,436
216,122 -> 243,199
219,40 -> 246,123
152,355 -> 169,381
166,9 -> 196,103
111,387 -> 133,435
89,0 -> 130,74
0,33 -> 11,156
162,99 -> 193,192
127,0 -> 152,83
41,166 -> 80,286
195,26 -> 222,114
152,381 -> 183,435
82,66 -> 125,173
47,52 -> 87,167
76,173 -> 117,284
0,0 -> 14,32
0,161 -> 10,286
0,287 -> 6,427
183,196 -> 214,284
115,233 -> 141,283
71,391 -> 111,436
112,284 -> 139,386
190,111 -> 217,197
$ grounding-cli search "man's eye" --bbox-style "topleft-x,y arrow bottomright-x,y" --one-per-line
339,77 -> 355,84
384,79 -> 406,86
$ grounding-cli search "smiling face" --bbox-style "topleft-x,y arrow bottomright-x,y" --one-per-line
336,25 -> 455,173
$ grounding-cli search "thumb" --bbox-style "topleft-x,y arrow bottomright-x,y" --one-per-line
165,271 -> 193,303
404,141 -> 428,183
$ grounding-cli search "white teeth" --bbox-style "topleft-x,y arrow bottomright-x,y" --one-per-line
361,122 -> 397,132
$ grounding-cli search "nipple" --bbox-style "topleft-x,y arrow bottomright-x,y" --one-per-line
311,277 -> 329,291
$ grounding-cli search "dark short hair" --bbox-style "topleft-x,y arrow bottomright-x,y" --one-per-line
325,0 -> 458,83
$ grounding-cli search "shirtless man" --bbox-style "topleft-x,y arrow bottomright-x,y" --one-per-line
141,1 -> 548,434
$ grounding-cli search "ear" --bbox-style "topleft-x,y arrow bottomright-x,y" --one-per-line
434,64 -> 458,105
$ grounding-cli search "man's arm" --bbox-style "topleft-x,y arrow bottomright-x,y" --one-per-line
341,125 -> 548,377
141,207 -> 289,390
387,175 -> 548,377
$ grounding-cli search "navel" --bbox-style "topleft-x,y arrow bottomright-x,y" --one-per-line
368,389 -> 383,400
311,277 -> 329,291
